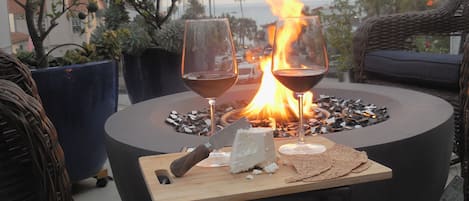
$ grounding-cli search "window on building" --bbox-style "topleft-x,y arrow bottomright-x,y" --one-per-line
9,14 -> 15,32
15,14 -> 25,20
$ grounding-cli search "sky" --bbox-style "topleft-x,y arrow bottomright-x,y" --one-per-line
159,0 -> 334,25
197,0 -> 332,5
161,0 -> 333,7
206,0 -> 268,5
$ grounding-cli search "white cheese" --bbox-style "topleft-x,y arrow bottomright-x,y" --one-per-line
263,162 -> 279,173
252,169 -> 263,175
245,174 -> 254,180
230,127 -> 276,174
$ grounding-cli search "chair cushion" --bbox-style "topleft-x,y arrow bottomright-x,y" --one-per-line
364,50 -> 462,88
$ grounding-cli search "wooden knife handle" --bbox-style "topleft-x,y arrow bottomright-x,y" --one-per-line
170,144 -> 211,177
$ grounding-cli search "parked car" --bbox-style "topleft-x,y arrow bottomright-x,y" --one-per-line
238,61 -> 261,82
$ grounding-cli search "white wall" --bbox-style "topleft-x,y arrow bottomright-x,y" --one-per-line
0,0 -> 12,53
42,2 -> 102,57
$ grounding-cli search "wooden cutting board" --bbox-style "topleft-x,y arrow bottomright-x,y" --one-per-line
139,136 -> 392,201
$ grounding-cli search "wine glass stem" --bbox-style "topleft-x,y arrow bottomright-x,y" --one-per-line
297,93 -> 305,144
208,98 -> 216,135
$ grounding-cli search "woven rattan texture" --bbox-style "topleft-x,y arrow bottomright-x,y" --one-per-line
463,37 -> 469,201
352,0 -> 469,199
0,50 -> 40,101
0,80 -> 72,201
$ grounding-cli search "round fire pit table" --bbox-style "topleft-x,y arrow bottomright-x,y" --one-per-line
105,80 -> 453,201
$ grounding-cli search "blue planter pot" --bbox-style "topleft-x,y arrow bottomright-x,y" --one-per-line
123,48 -> 187,104
31,60 -> 118,182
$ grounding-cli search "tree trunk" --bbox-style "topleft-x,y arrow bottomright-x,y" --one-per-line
32,39 -> 48,68
242,33 -> 245,47
239,0 -> 244,17
209,0 -> 212,17
24,2 -> 47,68
213,0 -> 216,16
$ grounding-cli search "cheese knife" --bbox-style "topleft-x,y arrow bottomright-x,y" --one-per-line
170,117 -> 251,177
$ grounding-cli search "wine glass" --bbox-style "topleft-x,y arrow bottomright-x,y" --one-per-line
272,16 -> 328,155
181,18 -> 238,166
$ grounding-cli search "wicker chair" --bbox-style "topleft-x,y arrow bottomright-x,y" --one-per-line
352,0 -> 469,199
0,49 -> 115,187
0,79 -> 73,201
0,50 -> 40,101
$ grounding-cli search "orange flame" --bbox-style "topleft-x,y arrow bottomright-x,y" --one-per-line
240,0 -> 315,121
426,0 -> 433,7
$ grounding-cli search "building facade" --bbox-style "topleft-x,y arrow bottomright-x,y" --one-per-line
5,0 -> 105,56
0,1 -> 12,53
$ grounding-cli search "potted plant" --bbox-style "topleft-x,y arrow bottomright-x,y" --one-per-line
317,0 -> 358,82
101,1 -> 207,200
118,0 -> 211,104
119,17 -> 187,103
12,0 -> 119,186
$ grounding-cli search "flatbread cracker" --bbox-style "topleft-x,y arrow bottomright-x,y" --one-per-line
284,154 -> 332,183
303,144 -> 368,182
352,160 -> 373,173
326,144 -> 368,163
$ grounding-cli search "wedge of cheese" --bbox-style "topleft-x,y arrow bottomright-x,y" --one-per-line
230,127 -> 276,174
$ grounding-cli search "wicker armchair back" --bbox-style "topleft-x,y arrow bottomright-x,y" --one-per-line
352,0 -> 469,200
353,0 -> 469,79
0,50 -> 40,101
0,79 -> 73,201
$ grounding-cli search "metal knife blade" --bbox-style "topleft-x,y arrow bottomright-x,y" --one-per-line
207,117 -> 251,150
170,117 -> 251,177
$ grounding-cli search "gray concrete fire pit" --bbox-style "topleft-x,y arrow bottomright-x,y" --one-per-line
105,81 -> 453,201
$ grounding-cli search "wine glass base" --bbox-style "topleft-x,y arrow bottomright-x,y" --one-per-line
278,143 -> 326,155
196,151 -> 231,167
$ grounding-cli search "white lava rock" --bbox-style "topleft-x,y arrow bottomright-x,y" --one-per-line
204,119 -> 211,126
183,127 -> 192,133
165,118 -> 179,126
245,174 -> 254,180
188,114 -> 197,120
230,128 -> 276,174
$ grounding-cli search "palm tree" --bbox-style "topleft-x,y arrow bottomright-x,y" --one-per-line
234,0 -> 245,17
208,0 -> 212,17
205,0 -> 217,17
213,0 -> 216,16
182,0 -> 206,19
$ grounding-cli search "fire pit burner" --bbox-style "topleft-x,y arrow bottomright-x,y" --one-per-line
165,95 -> 389,137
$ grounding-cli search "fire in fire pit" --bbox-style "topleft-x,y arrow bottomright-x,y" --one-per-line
165,95 -> 389,137
166,0 -> 389,137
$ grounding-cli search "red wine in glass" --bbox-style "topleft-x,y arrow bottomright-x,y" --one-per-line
181,18 -> 238,167
272,16 -> 329,155
273,68 -> 327,92
182,71 -> 238,98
